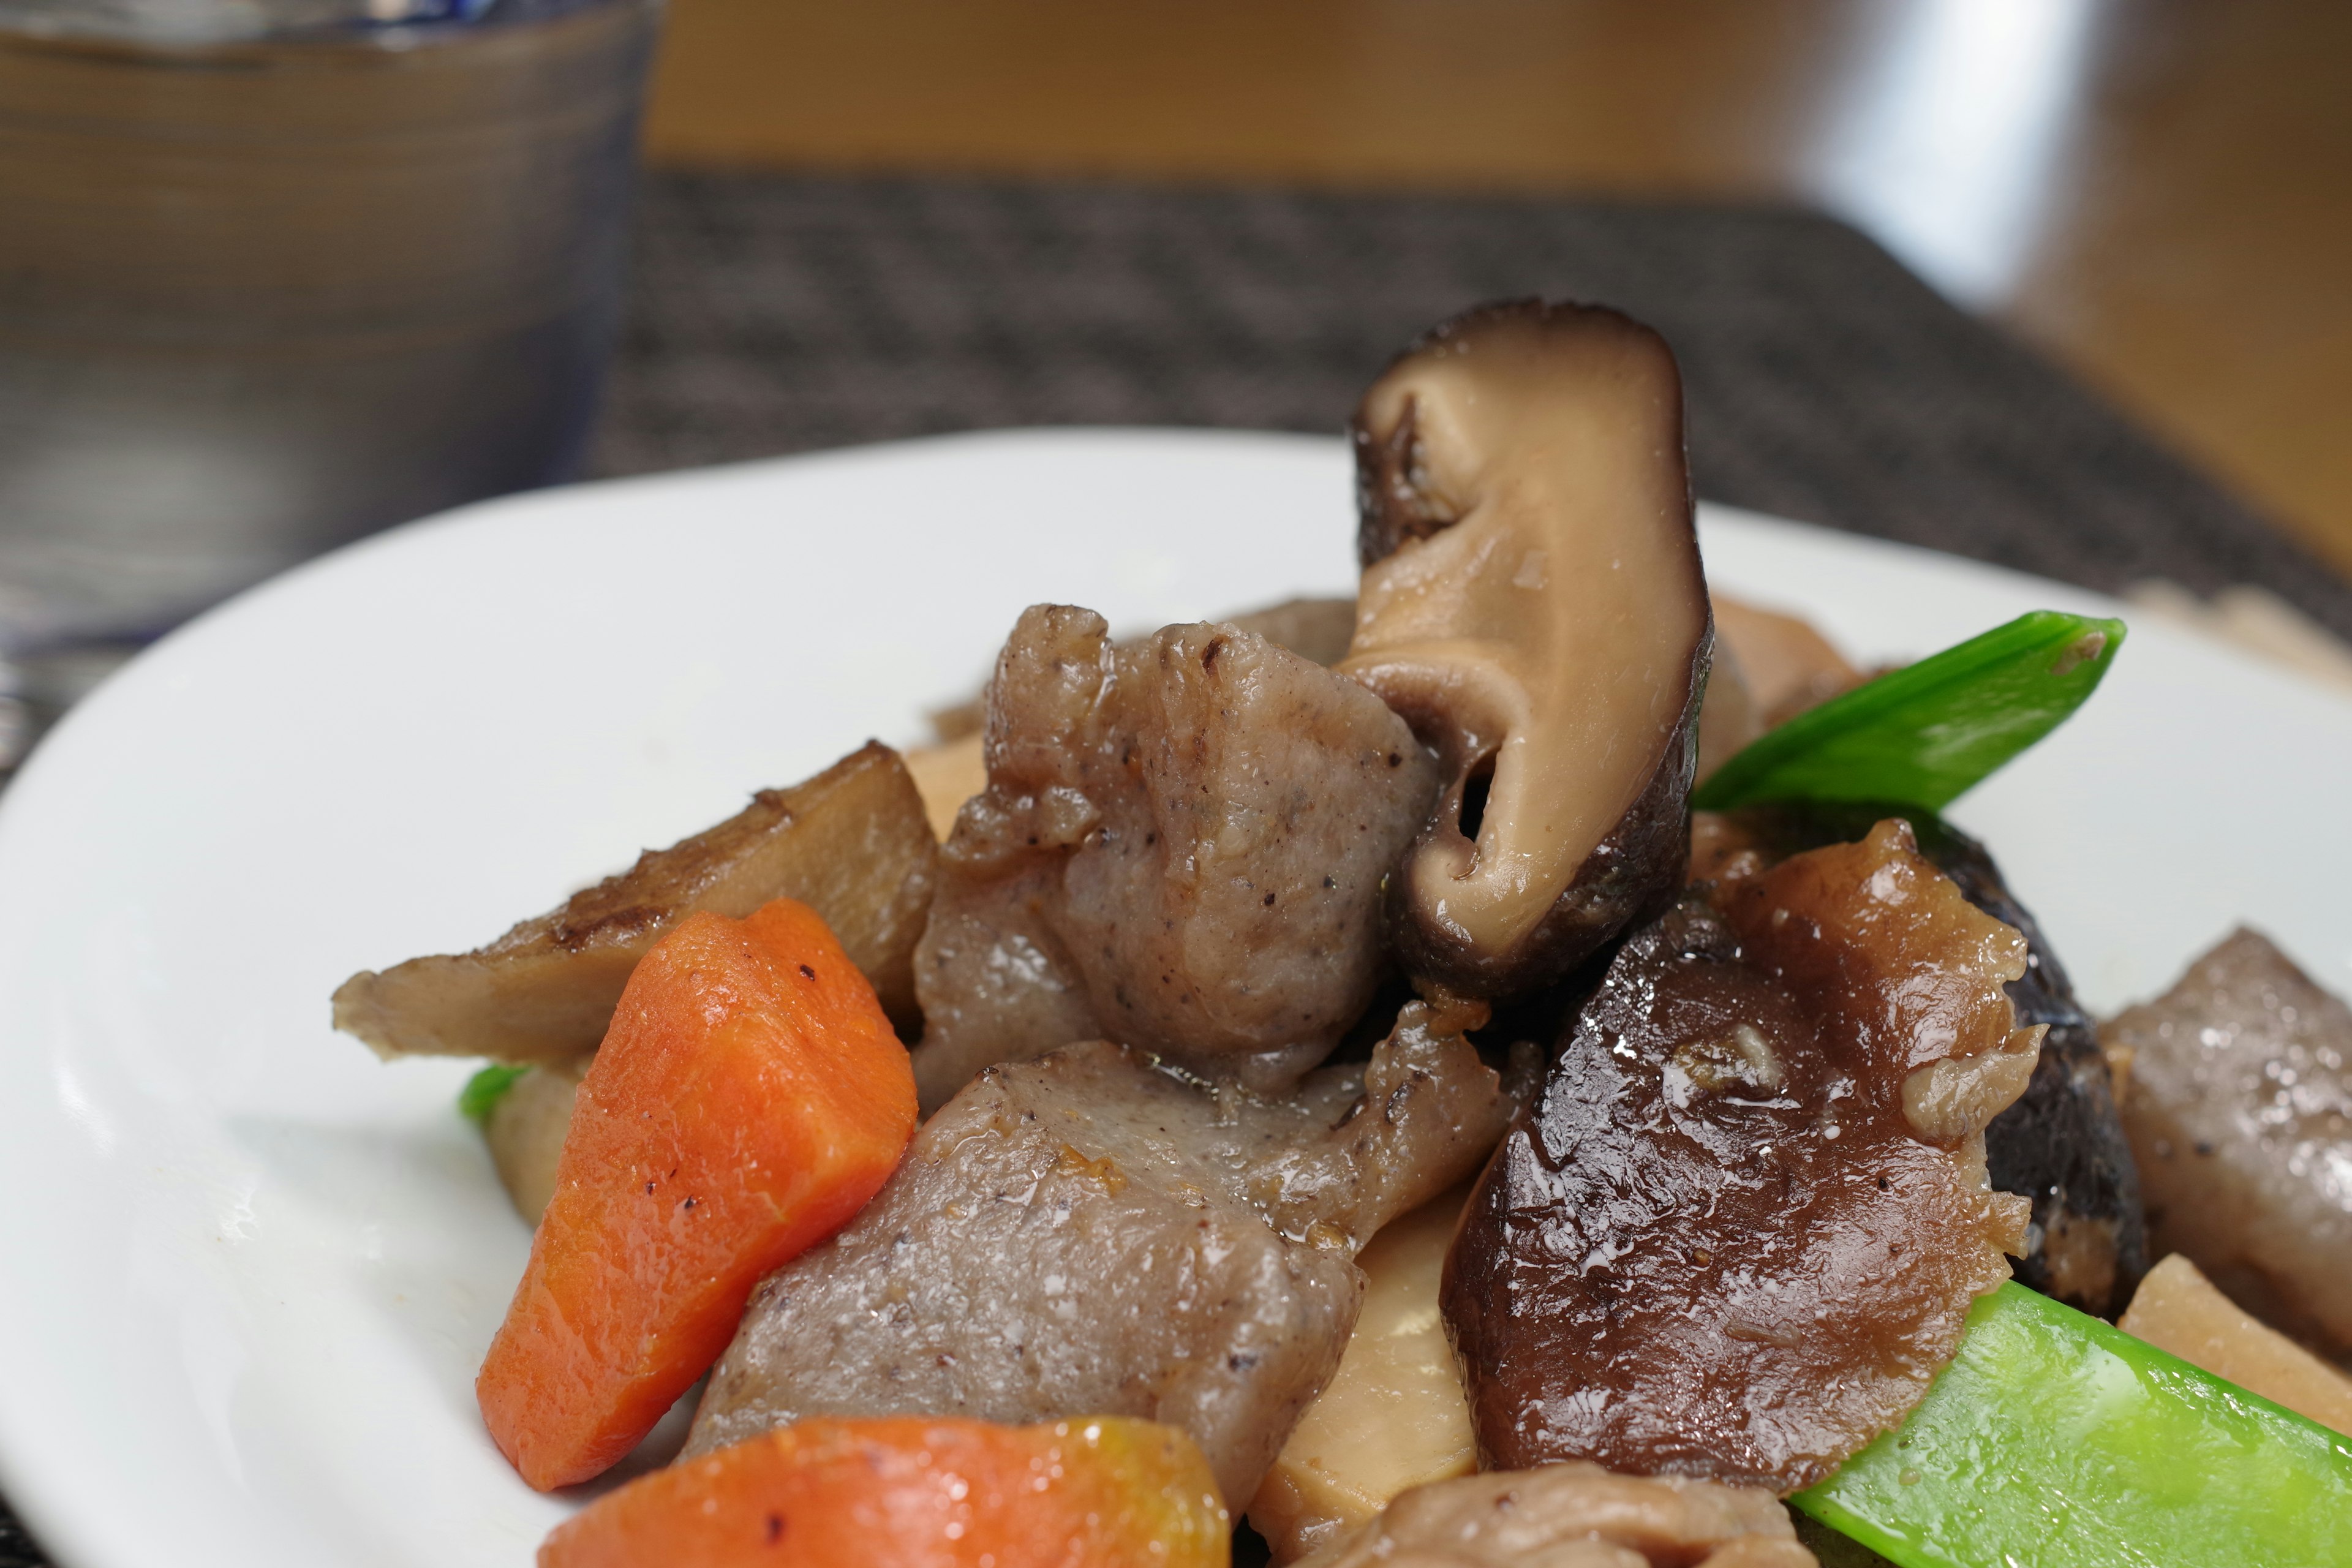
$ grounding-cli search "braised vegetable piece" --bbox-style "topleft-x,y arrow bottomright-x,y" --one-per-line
2120,1254 -> 2352,1435
1247,1189 -> 1477,1563
1695,597 -> 1874,784
910,605 -> 1440,1110
1714,598 -> 1869,731
1297,1462 -> 1815,1568
1693,644 -> 1761,784
2103,927 -> 2352,1353
1795,1283 -> 2352,1568
483,1057 -> 585,1223
1340,299 -> 1710,1000
690,1000 -> 1525,1507
540,1416 -> 1229,1568
1223,595 -> 1361,669
1446,823 -> 2037,1491
477,899 -> 917,1491
1693,611 -> 2124,813
901,733 -> 989,841
1694,803 -> 2147,1317
334,742 -> 938,1062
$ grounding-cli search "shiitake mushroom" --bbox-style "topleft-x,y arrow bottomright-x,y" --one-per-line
1692,802 -> 2149,1319
1340,300 -> 1711,1000
1443,823 -> 2041,1491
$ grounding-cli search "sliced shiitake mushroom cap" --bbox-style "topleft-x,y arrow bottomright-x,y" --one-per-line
1340,299 -> 1711,998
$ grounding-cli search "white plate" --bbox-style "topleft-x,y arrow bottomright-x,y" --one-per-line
1,428 -> 2348,1568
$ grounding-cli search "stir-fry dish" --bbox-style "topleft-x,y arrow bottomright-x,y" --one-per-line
333,301 -> 2352,1567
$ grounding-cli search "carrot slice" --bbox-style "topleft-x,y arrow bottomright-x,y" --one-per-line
537,1416 -> 1231,1568
477,899 -> 917,1490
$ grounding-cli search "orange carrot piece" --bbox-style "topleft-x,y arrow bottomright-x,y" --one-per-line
537,1416 -> 1231,1568
478,899 -> 916,1490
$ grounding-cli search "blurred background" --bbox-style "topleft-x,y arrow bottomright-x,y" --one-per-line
1,0 -> 2348,754
635,0 -> 2350,580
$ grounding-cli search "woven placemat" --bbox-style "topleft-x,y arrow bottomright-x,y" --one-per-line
5,173 -> 2332,1568
596,173 -> 2352,640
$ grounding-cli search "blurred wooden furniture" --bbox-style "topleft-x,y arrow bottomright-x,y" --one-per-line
641,0 -> 2352,575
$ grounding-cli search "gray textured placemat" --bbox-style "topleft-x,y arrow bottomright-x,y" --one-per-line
0,1505 -> 38,1568
597,173 -> 2352,640
1,172 -> 2323,1568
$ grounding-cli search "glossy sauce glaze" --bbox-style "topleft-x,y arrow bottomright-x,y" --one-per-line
1445,822 -> 2037,1491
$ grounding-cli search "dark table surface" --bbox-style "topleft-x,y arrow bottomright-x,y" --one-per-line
7,171 -> 2340,1567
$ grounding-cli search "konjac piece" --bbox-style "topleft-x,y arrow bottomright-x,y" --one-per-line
2103,927 -> 2352,1353
1340,299 -> 1711,999
910,605 -> 1440,1110
1446,822 -> 2037,1493
333,742 -> 938,1062
1295,1463 -> 1815,1568
688,1000 -> 1523,1508
1691,802 -> 2147,1318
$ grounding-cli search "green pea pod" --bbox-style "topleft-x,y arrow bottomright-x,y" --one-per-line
458,1062 -> 529,1126
1795,1283 -> 2352,1567
1694,611 -> 2125,812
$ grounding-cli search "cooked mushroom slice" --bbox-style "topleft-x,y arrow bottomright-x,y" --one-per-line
1296,1463 -> 1815,1568
909,604 -> 1440,1110
332,741 -> 937,1063
1341,300 -> 1711,998
1446,822 -> 2037,1492
688,1000 -> 1524,1509
1691,802 -> 2148,1318
2103,927 -> 2352,1354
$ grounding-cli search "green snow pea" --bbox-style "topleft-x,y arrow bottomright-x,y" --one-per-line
1795,1283 -> 2352,1568
1694,611 -> 2125,812
458,1061 -> 529,1126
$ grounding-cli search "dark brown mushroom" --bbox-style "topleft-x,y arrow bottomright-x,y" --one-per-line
1444,821 -> 2037,1493
1341,300 -> 1711,998
1691,801 -> 2149,1319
